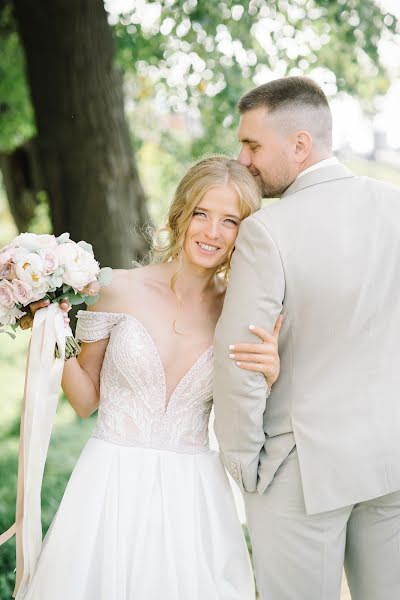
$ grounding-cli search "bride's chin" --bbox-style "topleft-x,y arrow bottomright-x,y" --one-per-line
191,255 -> 226,270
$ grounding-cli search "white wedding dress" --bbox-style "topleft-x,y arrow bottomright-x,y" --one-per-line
19,310 -> 255,600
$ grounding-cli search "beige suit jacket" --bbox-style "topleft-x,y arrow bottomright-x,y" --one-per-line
213,163 -> 400,514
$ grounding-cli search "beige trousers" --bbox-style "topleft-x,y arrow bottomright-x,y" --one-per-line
245,449 -> 400,600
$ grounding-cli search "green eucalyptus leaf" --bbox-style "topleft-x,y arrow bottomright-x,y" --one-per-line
56,232 -> 70,244
77,241 -> 94,255
0,328 -> 16,339
98,267 -> 113,286
66,292 -> 85,306
85,294 -> 100,305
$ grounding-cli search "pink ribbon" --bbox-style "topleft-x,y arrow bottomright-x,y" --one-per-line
0,304 -> 66,597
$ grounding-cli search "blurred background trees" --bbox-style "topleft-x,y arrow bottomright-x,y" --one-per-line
0,0 -> 399,264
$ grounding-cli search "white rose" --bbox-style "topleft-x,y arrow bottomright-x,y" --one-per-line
62,247 -> 100,292
55,242 -> 79,267
0,280 -> 15,308
12,279 -> 34,306
12,246 -> 29,262
0,304 -> 26,325
13,233 -> 56,251
14,252 -> 47,289
38,249 -> 59,275
30,280 -> 49,302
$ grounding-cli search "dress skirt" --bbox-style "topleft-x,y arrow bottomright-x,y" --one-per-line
19,438 -> 255,600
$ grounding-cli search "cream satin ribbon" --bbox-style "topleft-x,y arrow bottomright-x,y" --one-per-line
0,303 -> 66,597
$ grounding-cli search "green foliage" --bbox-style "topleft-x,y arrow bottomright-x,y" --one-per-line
112,0 -> 398,125
0,176 -> 17,246
108,0 -> 399,182
0,4 -> 35,152
25,191 -> 53,235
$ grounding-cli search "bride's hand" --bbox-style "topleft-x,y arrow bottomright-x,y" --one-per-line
229,315 -> 283,389
19,298 -> 71,330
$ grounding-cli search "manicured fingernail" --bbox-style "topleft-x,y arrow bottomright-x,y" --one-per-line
44,300 -> 50,304
249,325 -> 255,330
236,361 -> 241,366
229,353 -> 235,359
229,344 -> 235,350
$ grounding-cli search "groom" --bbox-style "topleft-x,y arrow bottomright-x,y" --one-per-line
213,76 -> 400,600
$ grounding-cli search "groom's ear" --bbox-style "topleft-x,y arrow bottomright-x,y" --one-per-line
294,130 -> 313,163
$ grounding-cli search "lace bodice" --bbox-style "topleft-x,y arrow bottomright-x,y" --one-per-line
75,310 -> 214,454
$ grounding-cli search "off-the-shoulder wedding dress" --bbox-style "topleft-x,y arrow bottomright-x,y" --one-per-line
19,310 -> 254,600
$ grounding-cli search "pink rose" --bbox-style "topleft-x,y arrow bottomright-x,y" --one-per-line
12,279 -> 34,306
0,248 -> 16,280
82,279 -> 101,296
0,280 -> 15,308
39,249 -> 59,275
0,263 -> 16,280
0,247 -> 14,266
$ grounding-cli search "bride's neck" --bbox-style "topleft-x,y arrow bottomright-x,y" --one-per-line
167,259 -> 218,301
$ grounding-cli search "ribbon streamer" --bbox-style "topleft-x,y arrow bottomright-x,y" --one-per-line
0,303 -> 66,597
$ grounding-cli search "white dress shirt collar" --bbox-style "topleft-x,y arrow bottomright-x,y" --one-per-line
297,157 -> 339,180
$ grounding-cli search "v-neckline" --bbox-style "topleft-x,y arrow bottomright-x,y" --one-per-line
98,311 -> 213,412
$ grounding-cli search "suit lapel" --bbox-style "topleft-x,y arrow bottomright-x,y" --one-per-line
281,163 -> 355,199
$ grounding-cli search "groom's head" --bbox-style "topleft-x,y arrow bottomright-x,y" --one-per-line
237,76 -> 333,198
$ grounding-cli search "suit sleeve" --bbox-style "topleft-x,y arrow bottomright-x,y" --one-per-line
213,214 -> 285,492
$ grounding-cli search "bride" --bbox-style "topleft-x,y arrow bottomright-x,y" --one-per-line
21,155 -> 282,599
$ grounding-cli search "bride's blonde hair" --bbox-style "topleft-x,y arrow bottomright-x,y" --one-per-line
151,155 -> 261,289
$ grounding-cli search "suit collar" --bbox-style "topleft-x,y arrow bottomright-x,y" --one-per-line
281,163 -> 355,199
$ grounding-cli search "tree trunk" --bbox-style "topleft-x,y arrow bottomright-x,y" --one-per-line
13,0 -> 150,268
0,139 -> 41,232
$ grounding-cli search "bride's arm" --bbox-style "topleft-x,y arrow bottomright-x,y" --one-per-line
28,297 -> 106,418
61,338 -> 107,418
29,269 -> 135,417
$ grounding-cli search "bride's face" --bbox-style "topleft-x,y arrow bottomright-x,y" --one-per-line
183,184 -> 242,271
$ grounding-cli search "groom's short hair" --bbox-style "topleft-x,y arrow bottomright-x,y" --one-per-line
238,76 -> 332,149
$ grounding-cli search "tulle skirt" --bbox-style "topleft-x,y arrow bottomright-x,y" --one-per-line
19,438 -> 255,600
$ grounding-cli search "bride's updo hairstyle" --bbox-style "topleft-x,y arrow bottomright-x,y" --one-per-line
152,155 -> 261,288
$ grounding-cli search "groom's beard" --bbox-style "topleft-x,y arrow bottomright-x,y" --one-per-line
259,174 -> 293,199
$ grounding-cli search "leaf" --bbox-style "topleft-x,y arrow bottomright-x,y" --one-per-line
0,328 -> 16,339
62,284 -> 72,293
85,294 -> 100,305
98,267 -> 113,286
56,232 -> 70,244
66,292 -> 85,306
77,240 -> 94,255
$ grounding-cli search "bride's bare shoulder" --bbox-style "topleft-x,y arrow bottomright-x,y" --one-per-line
87,264 -> 167,313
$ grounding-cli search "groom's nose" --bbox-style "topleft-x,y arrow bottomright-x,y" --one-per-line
238,146 -> 251,167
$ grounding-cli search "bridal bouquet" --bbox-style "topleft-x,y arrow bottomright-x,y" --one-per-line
0,231 -> 113,595
0,232 -> 112,357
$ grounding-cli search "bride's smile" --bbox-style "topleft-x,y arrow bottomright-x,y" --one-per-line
184,184 -> 241,271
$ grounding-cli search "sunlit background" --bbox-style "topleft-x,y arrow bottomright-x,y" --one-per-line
0,2 -> 399,598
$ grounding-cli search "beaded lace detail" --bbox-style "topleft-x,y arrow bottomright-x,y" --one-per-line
76,310 -> 214,454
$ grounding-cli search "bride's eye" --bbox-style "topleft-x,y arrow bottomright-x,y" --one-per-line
193,210 -> 207,218
224,218 -> 239,226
